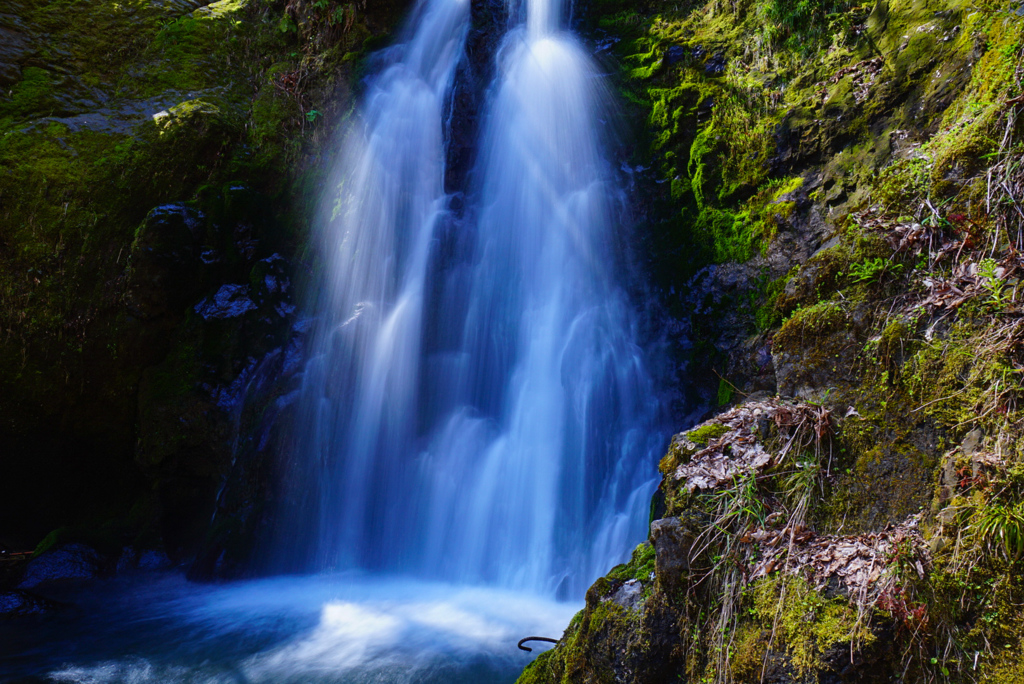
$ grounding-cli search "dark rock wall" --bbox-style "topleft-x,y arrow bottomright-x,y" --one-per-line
0,0 -> 409,559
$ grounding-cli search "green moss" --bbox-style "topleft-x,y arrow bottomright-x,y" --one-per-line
903,319 -> 1024,435
717,378 -> 734,406
516,597 -> 630,684
816,397 -> 940,534
746,574 -> 874,677
659,435 -> 696,475
122,0 -> 249,98
929,102 -> 1003,196
755,266 -> 798,330
873,156 -> 932,212
32,527 -> 70,557
248,61 -> 305,170
692,207 -> 743,262
982,653 -> 1024,684
607,542 -> 657,583
517,648 -> 561,684
877,317 -> 915,368
729,623 -> 769,682
733,176 -> 804,254
0,67 -> 60,119
689,422 -> 731,446
757,0 -> 862,56
773,300 -> 849,353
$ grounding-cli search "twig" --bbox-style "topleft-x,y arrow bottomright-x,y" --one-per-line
910,386 -> 971,413
712,368 -> 748,399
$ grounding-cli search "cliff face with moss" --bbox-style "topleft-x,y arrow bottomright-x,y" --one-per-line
520,0 -> 1024,681
0,0 -> 406,561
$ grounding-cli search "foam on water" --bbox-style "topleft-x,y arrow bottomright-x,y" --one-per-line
2,574 -> 577,683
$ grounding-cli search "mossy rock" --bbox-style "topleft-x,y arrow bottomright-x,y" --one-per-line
772,300 -> 864,398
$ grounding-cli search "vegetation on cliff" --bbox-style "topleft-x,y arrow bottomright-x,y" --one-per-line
523,0 -> 1024,680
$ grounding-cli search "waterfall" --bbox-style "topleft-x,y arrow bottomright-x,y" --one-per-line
288,0 -> 663,597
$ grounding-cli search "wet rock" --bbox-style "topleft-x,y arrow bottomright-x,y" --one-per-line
650,517 -> 694,579
939,453 -> 959,502
0,12 -> 31,87
249,254 -> 293,309
772,301 -> 869,400
128,203 -> 207,320
116,546 -> 173,574
609,579 -> 643,610
664,45 -> 686,64
961,428 -> 983,456
139,549 -> 172,570
0,590 -> 59,619
703,52 -> 727,76
194,284 -> 258,320
17,544 -> 101,589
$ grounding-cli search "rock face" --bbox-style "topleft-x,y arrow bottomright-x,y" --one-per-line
0,0 -> 408,561
127,203 -> 209,322
520,0 -> 1024,681
649,517 -> 693,576
17,544 -> 102,589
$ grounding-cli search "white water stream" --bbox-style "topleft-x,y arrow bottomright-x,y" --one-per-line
1,0 -> 666,680
290,0 -> 662,598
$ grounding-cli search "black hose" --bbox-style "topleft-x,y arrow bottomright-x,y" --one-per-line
517,636 -> 558,652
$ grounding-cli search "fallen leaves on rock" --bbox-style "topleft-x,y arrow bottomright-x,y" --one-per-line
743,515 -> 929,608
672,399 -> 832,492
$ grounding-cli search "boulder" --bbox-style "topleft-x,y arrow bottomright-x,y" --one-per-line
650,517 -> 695,586
128,203 -> 207,321
0,590 -> 59,619
17,543 -> 101,589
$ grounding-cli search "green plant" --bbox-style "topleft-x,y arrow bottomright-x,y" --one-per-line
974,501 -> 1024,561
305,109 -> 322,122
710,471 -> 769,535
717,378 -> 734,406
846,257 -> 902,284
688,422 -> 731,445
780,454 -> 821,527
929,657 -> 951,677
277,15 -> 297,33
331,5 -> 353,26
978,258 -> 1011,308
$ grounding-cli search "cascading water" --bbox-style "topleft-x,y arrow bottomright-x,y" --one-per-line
289,0 -> 664,598
283,0 -> 471,572
0,1 -> 668,682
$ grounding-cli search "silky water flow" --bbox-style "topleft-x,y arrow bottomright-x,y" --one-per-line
292,0 -> 663,598
0,0 -> 666,681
